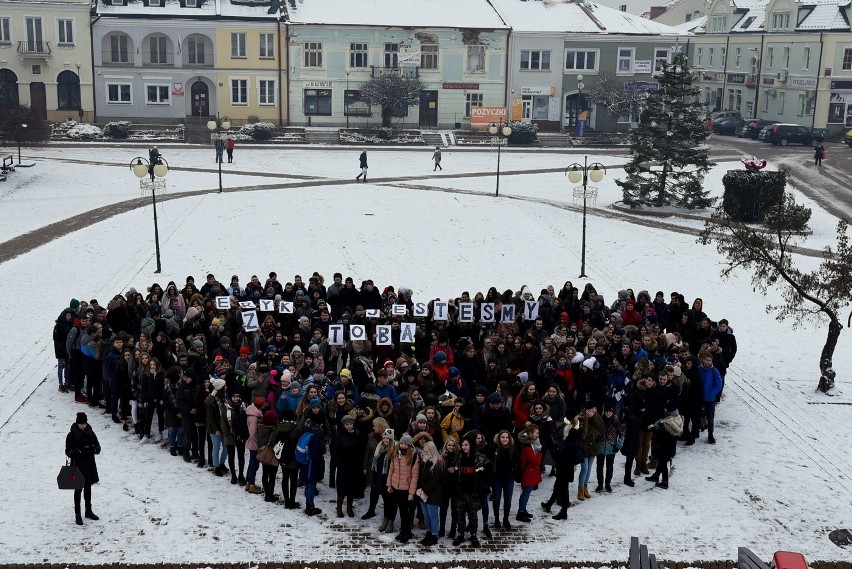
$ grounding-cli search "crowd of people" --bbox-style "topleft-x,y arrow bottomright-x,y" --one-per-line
54,271 -> 736,547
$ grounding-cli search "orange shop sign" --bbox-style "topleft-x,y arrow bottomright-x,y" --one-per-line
470,106 -> 508,130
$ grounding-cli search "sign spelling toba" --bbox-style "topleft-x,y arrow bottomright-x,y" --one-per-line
470,106 -> 508,130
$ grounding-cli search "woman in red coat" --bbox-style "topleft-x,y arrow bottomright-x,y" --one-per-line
515,425 -> 542,522
512,381 -> 539,431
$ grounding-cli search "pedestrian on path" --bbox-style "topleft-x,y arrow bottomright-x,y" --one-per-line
814,142 -> 825,167
226,137 -> 235,163
215,138 -> 225,164
65,412 -> 101,525
356,150 -> 368,182
432,147 -> 442,171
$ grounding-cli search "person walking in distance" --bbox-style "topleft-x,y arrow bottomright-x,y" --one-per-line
356,150 -> 368,182
432,147 -> 443,171
65,412 -> 101,525
226,137 -> 235,163
814,142 -> 825,167
214,137 -> 225,164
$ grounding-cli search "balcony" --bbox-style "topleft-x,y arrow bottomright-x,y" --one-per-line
141,51 -> 174,67
370,65 -> 419,79
183,54 -> 214,68
17,41 -> 51,58
102,50 -> 135,66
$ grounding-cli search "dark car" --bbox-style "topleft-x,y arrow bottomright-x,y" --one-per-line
762,124 -> 824,146
739,119 -> 775,139
713,117 -> 745,136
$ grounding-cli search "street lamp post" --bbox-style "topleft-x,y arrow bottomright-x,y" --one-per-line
345,71 -> 350,129
131,155 -> 169,273
75,62 -> 83,122
566,156 -> 606,278
17,123 -> 27,165
206,113 -> 231,193
488,122 -> 512,197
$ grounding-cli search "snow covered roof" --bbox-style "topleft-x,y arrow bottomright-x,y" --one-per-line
671,14 -> 707,31
797,0 -> 852,30
728,0 -> 769,32
283,0 -> 509,28
96,0 -> 280,19
490,0 -> 689,34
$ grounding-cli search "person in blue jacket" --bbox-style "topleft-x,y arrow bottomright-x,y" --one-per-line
277,381 -> 302,416
697,350 -> 723,445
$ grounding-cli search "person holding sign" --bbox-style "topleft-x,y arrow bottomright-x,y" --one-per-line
355,150 -> 368,182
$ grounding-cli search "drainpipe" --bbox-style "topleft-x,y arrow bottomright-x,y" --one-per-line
284,22 -> 291,126
721,34 -> 730,110
754,33 -> 765,119
89,14 -> 101,122
812,32 -> 823,129
277,18 -> 283,126
503,28 -> 510,107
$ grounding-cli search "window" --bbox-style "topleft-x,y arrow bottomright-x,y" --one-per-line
727,88 -> 742,111
0,69 -> 19,105
186,0 -> 197,6
304,42 -> 323,67
779,91 -> 786,113
620,4 -> 626,11
146,84 -> 170,104
344,90 -> 371,116
803,46 -> 811,70
763,89 -> 770,112
421,44 -> 438,70
654,48 -> 669,72
187,37 -> 205,65
520,50 -> 551,71
767,47 -> 774,68
772,12 -> 790,30
384,43 -> 399,68
107,83 -> 131,104
465,92 -> 483,118
231,33 -> 246,58
25,17 -> 43,52
721,47 -> 727,67
617,48 -> 634,73
57,70 -> 80,109
258,79 -> 275,105
57,19 -> 73,45
709,47 -> 715,67
618,102 -> 641,124
109,34 -> 130,63
735,47 -> 741,68
0,17 -> 10,44
149,0 -> 162,6
304,88 -> 332,115
565,49 -> 597,71
467,45 -> 485,71
843,49 -> 852,71
350,43 -> 368,68
711,14 -> 727,32
149,35 -> 168,64
231,78 -> 248,105
697,46 -> 703,66
259,33 -> 274,59
783,47 -> 789,69
523,95 -> 549,120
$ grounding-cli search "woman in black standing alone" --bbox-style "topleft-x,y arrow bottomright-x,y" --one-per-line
65,412 -> 101,525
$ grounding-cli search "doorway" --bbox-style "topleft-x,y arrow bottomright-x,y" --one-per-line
29,82 -> 47,119
419,90 -> 438,127
564,92 -> 587,127
191,80 -> 209,117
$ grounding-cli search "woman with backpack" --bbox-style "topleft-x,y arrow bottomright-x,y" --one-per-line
258,409 -> 279,502
595,404 -> 625,493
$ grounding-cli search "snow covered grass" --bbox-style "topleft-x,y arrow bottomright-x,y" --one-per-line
0,146 -> 850,563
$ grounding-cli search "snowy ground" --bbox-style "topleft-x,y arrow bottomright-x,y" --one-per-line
0,144 -> 850,563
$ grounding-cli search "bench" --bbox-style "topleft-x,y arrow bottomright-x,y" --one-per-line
1,154 -> 15,176
739,547 -> 771,569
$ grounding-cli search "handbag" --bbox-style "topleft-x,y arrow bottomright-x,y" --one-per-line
258,444 -> 279,467
57,461 -> 86,490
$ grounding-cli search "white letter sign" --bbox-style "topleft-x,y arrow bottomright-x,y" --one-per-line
241,311 -> 258,332
376,325 -> 391,345
278,301 -> 293,314
259,299 -> 274,312
349,324 -> 366,340
215,296 -> 230,310
400,322 -> 416,343
413,302 -> 428,317
459,302 -> 474,323
366,309 -> 381,319
481,303 -> 495,323
239,301 -> 256,311
433,301 -> 449,321
501,304 -> 516,323
392,304 -> 407,316
328,325 -> 344,345
524,300 -> 539,321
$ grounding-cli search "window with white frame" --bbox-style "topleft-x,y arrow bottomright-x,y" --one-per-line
767,46 -> 775,68
843,48 -> 852,70
304,89 -> 332,115
709,47 -> 715,66
231,33 -> 246,58
771,12 -> 790,30
384,43 -> 398,68
520,50 -> 551,71
259,33 -> 274,59
350,43 -> 368,68
711,14 -> 727,32
465,92 -> 483,117
654,48 -> 670,73
187,37 -> 205,65
779,90 -> 786,113
421,44 -> 438,70
783,46 -> 789,69
107,83 -> 131,104
186,0 -> 197,6
467,45 -> 485,71
149,35 -> 168,64
618,101 -> 641,124
146,84 -> 170,104
735,47 -> 741,67
803,46 -> 811,70
0,17 -> 10,44
231,78 -> 248,105
617,47 -> 634,73
57,19 -> 73,45
763,89 -> 770,112
721,46 -> 727,67
304,42 -> 323,67
109,34 -> 130,63
697,46 -> 703,66
258,78 -> 275,105
149,0 -> 162,6
564,49 -> 598,71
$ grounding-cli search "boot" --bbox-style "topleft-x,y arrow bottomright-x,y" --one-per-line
482,524 -> 492,539
645,475 -> 660,483
469,534 -> 480,548
382,520 -> 395,534
492,513 -> 502,529
84,509 -> 99,520
656,481 -> 669,489
577,486 -> 586,501
448,520 -> 457,539
197,458 -> 206,469
231,474 -> 238,484
624,475 -> 635,487
347,496 -> 355,517
419,532 -> 434,546
247,484 -> 264,494
633,465 -> 641,476
553,507 -> 568,520
336,496 -> 344,518
605,482 -> 613,493
362,509 -> 377,520
170,447 -> 178,457
399,529 -> 412,543
583,485 -> 592,499
75,502 -> 83,526
515,511 -> 531,523
595,483 -> 604,493
502,514 -> 512,529
378,518 -> 390,532
541,498 -> 554,513
238,474 -> 246,486
648,458 -> 658,470
452,532 -> 466,546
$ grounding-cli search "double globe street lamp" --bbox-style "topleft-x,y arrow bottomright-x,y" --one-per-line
566,157 -> 605,278
131,155 -> 169,273
207,113 -> 231,193
489,122 -> 512,197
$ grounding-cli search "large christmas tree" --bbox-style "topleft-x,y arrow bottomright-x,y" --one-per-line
616,51 -> 715,209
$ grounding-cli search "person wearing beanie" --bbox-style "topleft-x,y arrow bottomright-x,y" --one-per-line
386,430 -> 420,543
364,420 -> 393,526
65,411 -> 101,525
645,400 -> 684,489
332,414 -> 360,517
277,380 -> 303,417
243,395 -> 265,494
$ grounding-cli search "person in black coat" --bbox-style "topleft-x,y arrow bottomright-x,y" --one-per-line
65,412 -> 101,525
620,401 -> 642,487
332,415 -> 361,517
543,412 -> 581,519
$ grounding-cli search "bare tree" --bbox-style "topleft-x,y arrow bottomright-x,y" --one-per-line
699,192 -> 852,393
358,74 -> 424,128
584,72 -> 629,130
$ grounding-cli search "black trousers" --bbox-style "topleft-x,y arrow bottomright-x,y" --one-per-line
181,415 -> 197,455
387,489 -> 412,532
596,454 -> 615,485
69,350 -> 85,395
262,464 -> 277,499
280,467 -> 298,503
74,484 -> 93,513
227,442 -> 246,476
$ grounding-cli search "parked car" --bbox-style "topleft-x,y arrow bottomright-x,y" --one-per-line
739,119 -> 776,139
710,110 -> 742,122
713,117 -> 746,136
761,124 -> 824,146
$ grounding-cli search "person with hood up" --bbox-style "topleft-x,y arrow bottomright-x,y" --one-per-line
65,412 -> 101,525
645,400 -> 684,489
299,397 -> 329,516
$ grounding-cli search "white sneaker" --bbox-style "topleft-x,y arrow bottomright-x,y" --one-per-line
139,436 -> 150,444
154,433 -> 163,443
